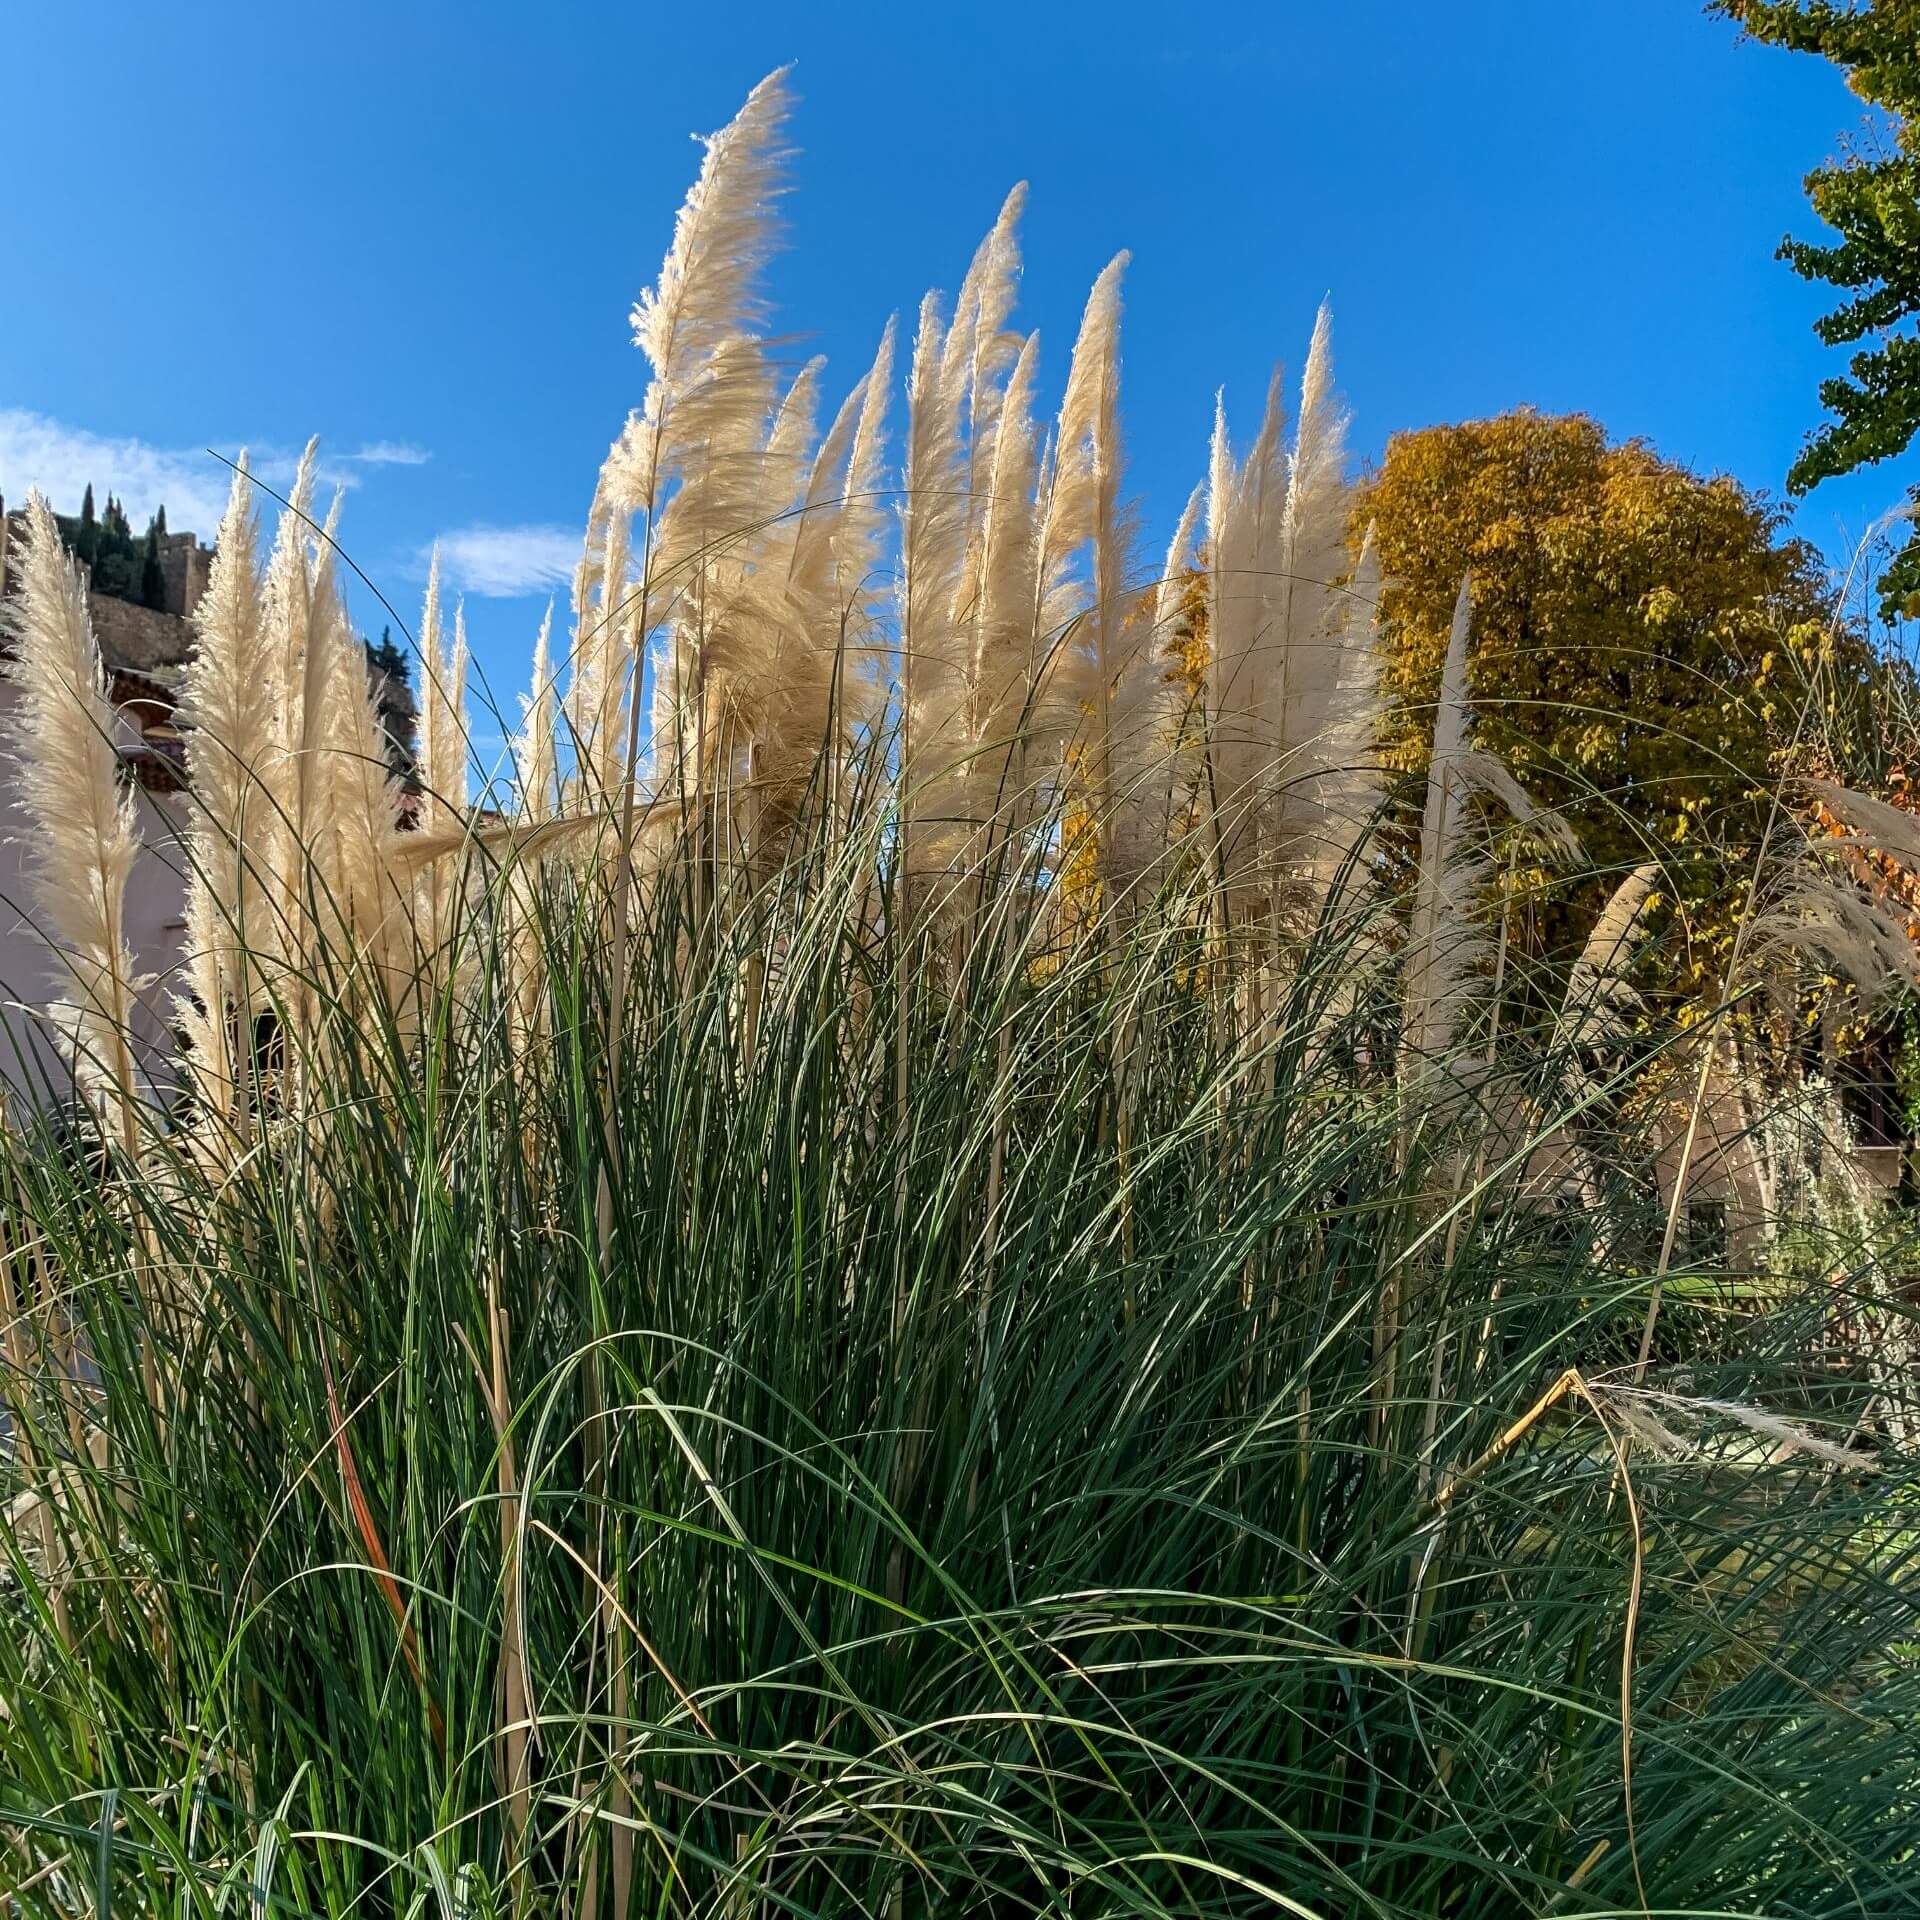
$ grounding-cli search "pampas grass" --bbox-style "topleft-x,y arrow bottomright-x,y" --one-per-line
2,495 -> 146,1148
2,70 -> 1917,1920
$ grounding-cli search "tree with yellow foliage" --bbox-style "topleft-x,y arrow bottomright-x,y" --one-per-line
1355,409 -> 1876,1001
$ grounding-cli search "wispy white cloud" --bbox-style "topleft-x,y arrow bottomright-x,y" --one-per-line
431,524 -> 577,598
0,409 -> 241,536
346,440 -> 431,467
0,411 -> 432,541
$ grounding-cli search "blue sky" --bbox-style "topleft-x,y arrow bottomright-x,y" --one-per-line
3,0 -> 1904,736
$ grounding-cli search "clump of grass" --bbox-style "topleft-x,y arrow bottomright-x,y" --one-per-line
2,798 -> 1917,1917
2,71 -> 1919,1920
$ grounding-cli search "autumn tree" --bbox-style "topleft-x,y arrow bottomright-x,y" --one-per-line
1355,409 -> 1873,1001
1716,0 -> 1920,617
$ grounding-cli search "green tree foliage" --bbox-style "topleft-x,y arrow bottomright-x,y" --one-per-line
1717,0 -> 1920,615
367,625 -> 409,684
51,491 -> 176,610
1356,410 -> 1874,999
71,493 -> 142,602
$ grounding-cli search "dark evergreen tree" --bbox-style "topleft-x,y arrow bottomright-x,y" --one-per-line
364,625 -> 419,782
367,625 -> 410,683
76,484 -> 98,565
89,496 -> 139,600
139,514 -> 167,610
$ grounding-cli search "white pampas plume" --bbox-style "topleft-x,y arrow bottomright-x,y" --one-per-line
1786,778 -> 1920,998
2,495 -> 148,1143
252,441 -> 320,981
1807,777 -> 1920,868
609,69 -> 793,522
1555,862 -> 1662,1061
1616,1386 -> 1876,1473
418,569 -> 470,833
640,333 -> 778,660
442,604 -> 471,820
958,328 -> 1043,849
702,353 -> 821,725
946,185 -> 1028,436
718,354 -> 826,749
1401,575 -> 1489,1078
948,183 -> 1029,596
1401,574 -> 1581,1080
518,603 -> 558,823
1268,304 -> 1360,890
591,71 -> 789,836
729,357 -> 869,833
1308,520 -> 1386,898
1753,873 -> 1919,997
412,565 -> 470,975
1154,483 -> 1205,640
322,611 -> 410,1013
175,458 -> 273,1109
1198,317 -> 1388,933
415,548 -> 448,826
767,353 -> 824,469
586,506 -> 636,802
898,287 -> 974,875
1108,480 -> 1204,891
297,490 -> 351,914
895,190 -> 1033,885
565,503 -> 631,805
1051,254 -> 1134,901
264,444 -> 320,810
507,604 -> 559,1056
1203,369 -> 1287,908
265,441 -> 319,759
785,365 -> 872,646
834,320 -> 898,734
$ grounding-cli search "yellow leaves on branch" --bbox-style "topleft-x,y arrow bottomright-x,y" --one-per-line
1355,409 -> 1869,995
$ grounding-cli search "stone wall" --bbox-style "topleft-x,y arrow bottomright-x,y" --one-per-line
157,530 -> 211,618
88,593 -> 194,676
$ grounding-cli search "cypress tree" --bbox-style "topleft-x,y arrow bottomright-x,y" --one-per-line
139,513 -> 167,610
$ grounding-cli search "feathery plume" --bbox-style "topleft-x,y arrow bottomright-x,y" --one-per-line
1308,519 -> 1386,898
609,69 -> 793,522
518,603 -> 558,823
898,287 -> 974,879
1203,369 -> 1287,913
412,565 -> 471,977
835,320 -> 898,735
1267,303 -> 1360,890
958,328 -> 1044,852
1401,575 -> 1486,1078
175,459 -> 272,1111
1107,481 -> 1204,893
415,549 -> 449,827
2,496 -> 148,1142
1052,254 -> 1134,904
1556,862 -> 1662,1060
